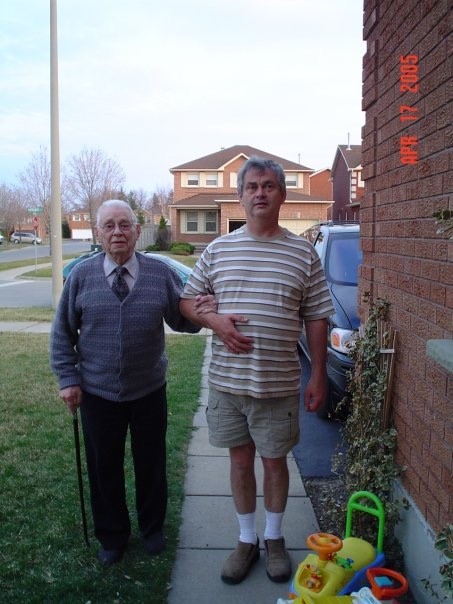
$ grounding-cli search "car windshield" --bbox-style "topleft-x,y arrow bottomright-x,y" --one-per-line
326,234 -> 362,285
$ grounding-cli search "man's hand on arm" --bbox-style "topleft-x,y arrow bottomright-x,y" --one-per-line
179,298 -> 253,354
193,293 -> 217,314
303,318 -> 328,412
59,385 -> 83,414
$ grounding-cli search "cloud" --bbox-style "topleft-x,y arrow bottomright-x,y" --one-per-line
0,0 -> 364,191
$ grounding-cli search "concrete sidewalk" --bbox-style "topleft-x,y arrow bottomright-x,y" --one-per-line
168,336 -> 319,604
0,320 -> 53,333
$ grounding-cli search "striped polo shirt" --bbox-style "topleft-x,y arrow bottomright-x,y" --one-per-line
181,226 -> 334,398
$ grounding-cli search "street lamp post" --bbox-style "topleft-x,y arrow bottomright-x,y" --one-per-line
50,0 -> 63,308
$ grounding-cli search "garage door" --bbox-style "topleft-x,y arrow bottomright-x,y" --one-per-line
71,229 -> 92,240
278,219 -> 318,236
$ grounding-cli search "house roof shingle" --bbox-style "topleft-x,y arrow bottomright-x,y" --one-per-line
170,145 -> 312,172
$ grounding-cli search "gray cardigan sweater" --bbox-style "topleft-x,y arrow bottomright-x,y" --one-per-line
50,252 -> 199,402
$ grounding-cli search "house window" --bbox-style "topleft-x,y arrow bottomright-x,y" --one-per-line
73,214 -> 81,221
230,172 -> 237,188
285,173 -> 298,187
186,211 -> 198,232
187,174 -> 199,186
183,210 -> 218,234
205,174 -> 218,186
205,211 -> 217,232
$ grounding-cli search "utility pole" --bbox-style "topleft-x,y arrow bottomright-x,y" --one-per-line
50,0 -> 63,307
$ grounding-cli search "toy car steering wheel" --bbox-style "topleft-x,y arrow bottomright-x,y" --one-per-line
306,532 -> 343,561
366,567 -> 408,599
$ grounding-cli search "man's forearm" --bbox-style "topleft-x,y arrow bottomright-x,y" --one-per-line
179,298 -> 215,329
305,318 -> 328,375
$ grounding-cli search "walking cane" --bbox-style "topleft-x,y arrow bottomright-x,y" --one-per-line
72,410 -> 90,547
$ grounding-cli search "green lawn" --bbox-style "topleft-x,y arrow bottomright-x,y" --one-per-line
0,307 -> 55,322
0,332 -> 206,603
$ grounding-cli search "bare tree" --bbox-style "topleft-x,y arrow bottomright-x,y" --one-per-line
18,146 -> 51,237
123,189 -> 152,225
65,147 -> 125,242
0,184 -> 27,236
132,188 -> 150,212
151,186 -> 173,221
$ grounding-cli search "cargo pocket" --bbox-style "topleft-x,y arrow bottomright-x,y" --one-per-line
270,400 -> 300,446
206,393 -> 221,431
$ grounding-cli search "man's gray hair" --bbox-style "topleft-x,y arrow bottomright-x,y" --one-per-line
96,200 -> 138,226
237,156 -> 286,196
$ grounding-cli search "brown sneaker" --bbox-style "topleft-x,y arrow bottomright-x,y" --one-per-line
264,537 -> 291,582
221,539 -> 260,584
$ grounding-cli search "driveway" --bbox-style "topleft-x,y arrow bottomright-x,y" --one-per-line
293,353 -> 343,478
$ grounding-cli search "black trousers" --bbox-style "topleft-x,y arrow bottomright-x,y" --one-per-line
80,385 -> 168,550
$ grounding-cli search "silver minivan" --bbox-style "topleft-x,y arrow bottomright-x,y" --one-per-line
9,231 -> 42,244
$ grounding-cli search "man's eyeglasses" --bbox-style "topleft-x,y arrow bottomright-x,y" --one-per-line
100,222 -> 134,233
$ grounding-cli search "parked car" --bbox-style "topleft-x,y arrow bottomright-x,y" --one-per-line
10,231 -> 42,244
0,233 -> 4,244
63,250 -> 192,285
143,252 -> 192,285
62,250 -> 101,283
299,222 -> 362,419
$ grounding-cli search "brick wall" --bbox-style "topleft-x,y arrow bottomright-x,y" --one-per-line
173,158 -> 247,201
362,0 -> 451,530
173,156 -> 312,202
310,170 -> 333,200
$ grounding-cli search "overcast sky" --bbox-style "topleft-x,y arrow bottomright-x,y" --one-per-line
0,0 -> 365,193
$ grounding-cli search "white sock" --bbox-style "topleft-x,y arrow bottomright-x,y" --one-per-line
236,512 -> 257,544
264,509 -> 284,540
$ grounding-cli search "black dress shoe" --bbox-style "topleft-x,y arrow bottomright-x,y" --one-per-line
144,531 -> 166,556
97,547 -> 125,566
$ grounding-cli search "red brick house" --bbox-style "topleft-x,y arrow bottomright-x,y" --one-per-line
361,1 -> 451,601
169,145 -> 333,247
330,144 -> 364,221
66,210 -> 92,240
309,168 -> 333,201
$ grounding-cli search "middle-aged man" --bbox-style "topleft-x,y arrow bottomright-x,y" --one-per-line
180,157 -> 334,585
50,199 -> 213,567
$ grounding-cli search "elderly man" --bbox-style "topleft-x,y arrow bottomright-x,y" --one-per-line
51,199 -> 211,566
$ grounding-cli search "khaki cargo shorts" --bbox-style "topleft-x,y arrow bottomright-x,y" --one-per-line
206,387 -> 300,458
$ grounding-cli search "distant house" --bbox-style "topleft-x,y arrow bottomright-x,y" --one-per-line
66,210 -> 92,240
330,144 -> 364,221
309,168 -> 333,201
169,145 -> 333,248
64,207 -> 155,248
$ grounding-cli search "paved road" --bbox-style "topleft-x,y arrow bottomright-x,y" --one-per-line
0,241 -> 93,307
0,240 -> 92,263
0,276 -> 53,307
294,353 -> 343,478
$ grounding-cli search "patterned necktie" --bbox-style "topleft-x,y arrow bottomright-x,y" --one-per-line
112,266 -> 129,301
